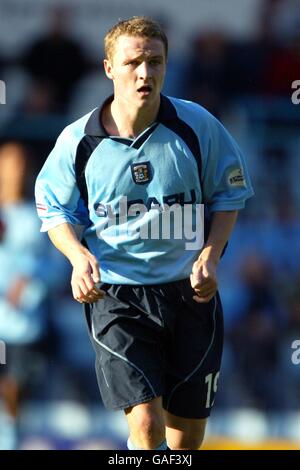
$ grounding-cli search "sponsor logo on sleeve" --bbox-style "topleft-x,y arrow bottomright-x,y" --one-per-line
228,168 -> 246,187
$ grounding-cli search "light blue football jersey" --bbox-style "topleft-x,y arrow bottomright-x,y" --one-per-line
35,95 -> 254,284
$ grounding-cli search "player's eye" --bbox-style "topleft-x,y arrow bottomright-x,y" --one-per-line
128,60 -> 140,66
149,58 -> 162,66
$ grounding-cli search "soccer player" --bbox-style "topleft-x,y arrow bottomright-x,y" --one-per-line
35,16 -> 254,450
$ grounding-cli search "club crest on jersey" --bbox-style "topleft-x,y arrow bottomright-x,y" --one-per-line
131,162 -> 151,185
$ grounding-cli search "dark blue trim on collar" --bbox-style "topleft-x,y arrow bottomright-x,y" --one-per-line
84,95 -> 178,137
84,95 -> 112,137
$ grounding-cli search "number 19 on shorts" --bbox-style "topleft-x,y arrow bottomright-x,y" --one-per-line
205,372 -> 220,408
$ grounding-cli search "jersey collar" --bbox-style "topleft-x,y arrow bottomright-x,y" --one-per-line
84,94 -> 178,137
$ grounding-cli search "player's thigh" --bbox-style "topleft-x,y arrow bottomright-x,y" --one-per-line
84,286 -> 166,411
163,288 -> 224,419
164,410 -> 207,450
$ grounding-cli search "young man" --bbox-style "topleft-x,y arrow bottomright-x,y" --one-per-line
35,16 -> 254,450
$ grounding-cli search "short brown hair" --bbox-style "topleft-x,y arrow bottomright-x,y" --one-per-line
104,16 -> 168,61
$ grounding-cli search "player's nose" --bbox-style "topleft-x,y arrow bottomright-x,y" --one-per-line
137,61 -> 152,80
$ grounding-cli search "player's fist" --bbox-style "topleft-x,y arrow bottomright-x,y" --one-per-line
70,249 -> 105,304
190,258 -> 218,303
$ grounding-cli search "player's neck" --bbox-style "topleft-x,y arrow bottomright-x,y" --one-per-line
103,97 -> 160,138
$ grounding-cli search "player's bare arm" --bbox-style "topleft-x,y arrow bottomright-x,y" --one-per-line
191,210 -> 238,303
48,223 -> 105,304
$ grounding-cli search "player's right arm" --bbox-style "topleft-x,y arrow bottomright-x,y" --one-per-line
35,124 -> 104,304
48,223 -> 105,303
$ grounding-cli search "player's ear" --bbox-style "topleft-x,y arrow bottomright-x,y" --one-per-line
103,59 -> 114,80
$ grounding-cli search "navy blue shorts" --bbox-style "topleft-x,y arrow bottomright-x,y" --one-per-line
84,278 -> 223,419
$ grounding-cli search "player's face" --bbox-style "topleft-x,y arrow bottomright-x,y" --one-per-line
104,35 -> 166,109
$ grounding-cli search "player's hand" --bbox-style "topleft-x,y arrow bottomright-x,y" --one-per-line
190,258 -> 218,303
70,249 -> 105,304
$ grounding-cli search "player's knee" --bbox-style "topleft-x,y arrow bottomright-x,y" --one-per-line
131,412 -> 165,449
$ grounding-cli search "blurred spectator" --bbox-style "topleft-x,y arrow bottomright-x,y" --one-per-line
260,36 -> 300,96
266,0 -> 300,43
259,0 -> 300,96
0,142 -> 50,449
185,31 -> 231,115
22,6 -> 88,113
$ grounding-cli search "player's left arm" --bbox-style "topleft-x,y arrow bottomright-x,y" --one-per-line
190,210 -> 238,303
190,107 -> 254,303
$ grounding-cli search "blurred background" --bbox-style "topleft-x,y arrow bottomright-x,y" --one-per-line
0,0 -> 300,450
